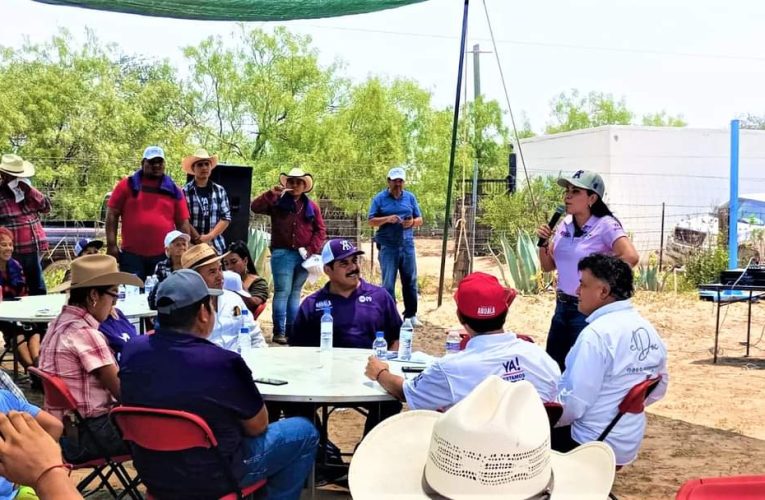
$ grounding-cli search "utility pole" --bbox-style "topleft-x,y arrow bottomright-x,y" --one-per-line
469,43 -> 491,272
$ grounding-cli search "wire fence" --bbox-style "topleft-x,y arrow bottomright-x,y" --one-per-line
31,168 -> 764,265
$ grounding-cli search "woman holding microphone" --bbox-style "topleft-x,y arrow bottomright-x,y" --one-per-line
536,170 -> 639,370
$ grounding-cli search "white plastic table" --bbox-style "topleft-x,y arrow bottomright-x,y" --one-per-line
243,347 -> 404,403
0,294 -> 155,323
242,347 -> 413,497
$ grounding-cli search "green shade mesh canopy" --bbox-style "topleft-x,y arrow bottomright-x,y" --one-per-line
31,0 -> 428,21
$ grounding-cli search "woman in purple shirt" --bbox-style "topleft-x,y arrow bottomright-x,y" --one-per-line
536,170 -> 638,370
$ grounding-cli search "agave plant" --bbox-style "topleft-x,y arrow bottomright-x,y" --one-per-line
247,225 -> 271,280
490,231 -> 549,294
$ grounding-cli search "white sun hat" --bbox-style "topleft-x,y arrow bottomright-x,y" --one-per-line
222,270 -> 251,298
349,377 -> 616,499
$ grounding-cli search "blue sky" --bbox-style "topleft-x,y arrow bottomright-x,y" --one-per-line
2,0 -> 763,132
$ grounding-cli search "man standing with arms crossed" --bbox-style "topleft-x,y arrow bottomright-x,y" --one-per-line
368,166 -> 423,326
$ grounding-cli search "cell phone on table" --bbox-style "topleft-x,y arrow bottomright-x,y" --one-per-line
254,377 -> 288,386
402,366 -> 425,374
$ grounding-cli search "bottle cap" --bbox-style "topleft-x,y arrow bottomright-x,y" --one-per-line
375,331 -> 384,337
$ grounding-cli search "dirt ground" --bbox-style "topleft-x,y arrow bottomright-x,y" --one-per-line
11,238 -> 765,498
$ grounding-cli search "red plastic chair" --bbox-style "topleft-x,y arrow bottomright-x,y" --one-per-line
597,376 -> 662,442
27,367 -> 140,499
111,406 -> 267,500
252,302 -> 267,320
543,401 -> 563,429
676,475 -> 765,499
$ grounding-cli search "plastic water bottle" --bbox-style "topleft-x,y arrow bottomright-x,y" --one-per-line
372,331 -> 388,359
143,275 -> 157,296
445,328 -> 462,355
398,318 -> 414,361
238,319 -> 252,357
118,284 -> 126,303
320,307 -> 333,352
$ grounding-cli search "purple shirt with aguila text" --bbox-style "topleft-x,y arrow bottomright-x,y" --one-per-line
553,214 -> 626,296
291,279 -> 402,349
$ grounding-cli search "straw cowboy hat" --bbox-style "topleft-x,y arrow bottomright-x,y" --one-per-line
279,167 -> 313,193
182,148 -> 218,175
349,377 -> 616,499
181,243 -> 227,270
56,254 -> 143,291
0,154 -> 35,178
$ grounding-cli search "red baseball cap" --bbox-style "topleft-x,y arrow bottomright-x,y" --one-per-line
454,272 -> 517,320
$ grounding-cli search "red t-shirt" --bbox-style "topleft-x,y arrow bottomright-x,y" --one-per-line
108,176 -> 190,257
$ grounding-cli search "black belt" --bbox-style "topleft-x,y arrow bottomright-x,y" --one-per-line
556,291 -> 579,304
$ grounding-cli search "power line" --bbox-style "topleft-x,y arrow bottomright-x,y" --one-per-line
299,24 -> 765,64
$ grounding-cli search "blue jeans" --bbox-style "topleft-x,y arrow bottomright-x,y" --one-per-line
118,250 -> 165,282
546,296 -> 589,371
14,253 -> 46,296
239,417 -> 319,500
270,248 -> 308,336
378,242 -> 418,318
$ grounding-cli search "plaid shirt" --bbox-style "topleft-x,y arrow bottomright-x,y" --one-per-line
39,306 -> 117,419
183,181 -> 231,254
0,183 -> 51,255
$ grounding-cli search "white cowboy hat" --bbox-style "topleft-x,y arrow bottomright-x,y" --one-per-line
279,167 -> 314,193
0,154 -> 35,178
182,148 -> 219,175
222,270 -> 251,298
349,377 -> 616,499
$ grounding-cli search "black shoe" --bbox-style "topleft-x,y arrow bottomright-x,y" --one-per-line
272,334 -> 288,345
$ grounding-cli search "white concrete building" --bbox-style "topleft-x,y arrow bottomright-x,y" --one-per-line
518,125 -> 765,254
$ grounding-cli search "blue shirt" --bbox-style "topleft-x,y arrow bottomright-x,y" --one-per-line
0,390 -> 40,499
291,279 -> 402,349
368,189 -> 422,246
98,308 -> 137,361
119,330 -> 264,498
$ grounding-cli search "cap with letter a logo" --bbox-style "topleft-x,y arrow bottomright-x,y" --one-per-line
557,169 -> 606,199
321,238 -> 365,265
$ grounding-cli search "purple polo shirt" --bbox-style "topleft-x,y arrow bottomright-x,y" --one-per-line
98,308 -> 137,361
291,279 -> 402,349
553,215 -> 627,296
119,329 -> 263,498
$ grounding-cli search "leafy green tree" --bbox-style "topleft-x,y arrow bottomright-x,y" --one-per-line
545,90 -> 633,134
740,114 -> 765,130
478,176 -> 563,246
641,111 -> 687,127
0,30 -> 192,219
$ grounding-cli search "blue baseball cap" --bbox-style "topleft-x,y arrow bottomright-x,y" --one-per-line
142,146 -> 165,160
155,269 -> 222,314
321,239 -> 365,265
387,167 -> 406,181
74,239 -> 103,257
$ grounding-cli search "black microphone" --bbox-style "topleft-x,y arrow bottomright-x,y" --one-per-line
537,205 -> 566,247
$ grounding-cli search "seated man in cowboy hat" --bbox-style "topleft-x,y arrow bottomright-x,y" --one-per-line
0,154 -> 50,295
106,146 -> 195,281
365,272 -> 561,411
182,149 -> 231,256
250,167 -> 326,345
553,254 -> 668,467
119,269 -> 318,499
38,254 -> 143,463
180,244 -> 266,352
349,377 -> 617,499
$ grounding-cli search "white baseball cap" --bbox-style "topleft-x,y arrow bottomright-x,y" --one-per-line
222,270 -> 251,298
387,167 -> 406,181
163,230 -> 191,249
